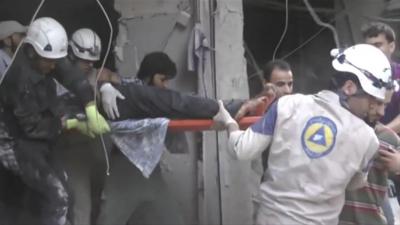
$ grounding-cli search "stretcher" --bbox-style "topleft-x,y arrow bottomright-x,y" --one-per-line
167,96 -> 273,131
167,116 -> 262,131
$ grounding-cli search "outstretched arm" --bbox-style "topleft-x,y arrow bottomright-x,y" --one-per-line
110,83 -> 220,120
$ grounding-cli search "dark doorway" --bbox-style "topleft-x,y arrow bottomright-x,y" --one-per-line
243,0 -> 336,97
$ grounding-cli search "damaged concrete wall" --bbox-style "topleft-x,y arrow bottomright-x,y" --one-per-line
114,0 -> 195,87
214,0 -> 253,224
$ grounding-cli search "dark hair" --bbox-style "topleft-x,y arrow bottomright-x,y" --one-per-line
328,72 -> 362,91
361,22 -> 396,43
262,59 -> 291,82
136,52 -> 177,82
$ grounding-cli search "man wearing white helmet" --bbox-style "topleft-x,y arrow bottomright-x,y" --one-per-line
0,17 -> 110,225
69,28 -> 103,82
213,44 -> 395,225
51,27 -> 112,225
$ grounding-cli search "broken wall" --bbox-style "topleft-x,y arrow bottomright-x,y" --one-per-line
214,0 -> 253,224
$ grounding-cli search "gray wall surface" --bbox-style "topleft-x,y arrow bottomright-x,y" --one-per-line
213,0 -> 253,224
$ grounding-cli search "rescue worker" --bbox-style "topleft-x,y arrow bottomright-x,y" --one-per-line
51,28 -> 110,225
0,17 -> 109,225
213,44 -> 395,225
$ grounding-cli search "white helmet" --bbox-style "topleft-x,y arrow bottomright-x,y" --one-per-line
24,17 -> 68,59
331,44 -> 394,100
69,28 -> 101,61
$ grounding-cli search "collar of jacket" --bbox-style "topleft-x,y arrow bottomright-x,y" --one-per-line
314,90 -> 341,106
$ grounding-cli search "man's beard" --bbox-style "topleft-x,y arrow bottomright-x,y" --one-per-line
364,117 -> 377,128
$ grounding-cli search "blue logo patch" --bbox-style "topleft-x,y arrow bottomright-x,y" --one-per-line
301,116 -> 337,158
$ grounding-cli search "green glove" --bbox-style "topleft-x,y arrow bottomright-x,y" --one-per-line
85,102 -> 111,135
66,119 -> 96,138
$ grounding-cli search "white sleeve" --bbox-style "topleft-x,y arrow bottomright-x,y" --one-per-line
229,129 -> 272,160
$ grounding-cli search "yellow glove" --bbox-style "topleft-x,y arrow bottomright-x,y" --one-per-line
85,102 -> 111,135
66,119 -> 96,138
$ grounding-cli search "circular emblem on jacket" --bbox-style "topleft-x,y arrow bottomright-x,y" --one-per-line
301,116 -> 337,158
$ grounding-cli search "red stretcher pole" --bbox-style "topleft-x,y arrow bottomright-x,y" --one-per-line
167,97 -> 273,131
167,116 -> 262,131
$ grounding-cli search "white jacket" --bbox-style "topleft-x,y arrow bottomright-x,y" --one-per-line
230,90 -> 379,225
